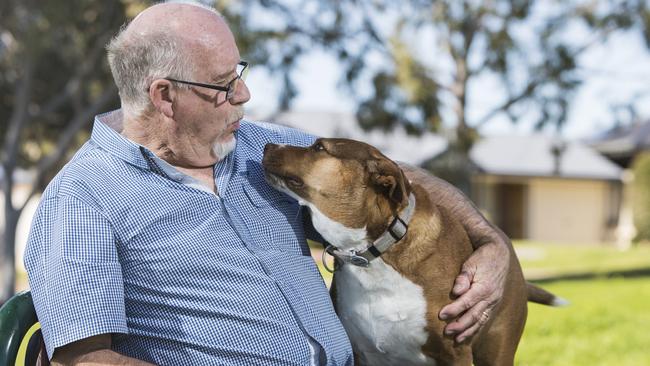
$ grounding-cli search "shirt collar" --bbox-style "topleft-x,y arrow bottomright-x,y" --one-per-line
91,109 -> 236,193
91,109 -> 151,170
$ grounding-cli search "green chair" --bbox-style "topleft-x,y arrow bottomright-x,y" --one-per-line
0,291 -> 48,366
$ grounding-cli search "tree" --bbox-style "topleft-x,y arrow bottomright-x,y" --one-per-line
0,0 -> 137,302
226,0 -> 650,189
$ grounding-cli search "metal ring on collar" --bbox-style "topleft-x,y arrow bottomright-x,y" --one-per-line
322,246 -> 337,273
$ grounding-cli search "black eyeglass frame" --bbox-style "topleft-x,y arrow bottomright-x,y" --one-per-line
165,60 -> 248,100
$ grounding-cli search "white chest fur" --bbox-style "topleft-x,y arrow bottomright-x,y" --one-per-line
335,260 -> 437,366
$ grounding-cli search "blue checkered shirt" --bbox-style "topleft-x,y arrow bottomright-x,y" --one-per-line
24,110 -> 353,365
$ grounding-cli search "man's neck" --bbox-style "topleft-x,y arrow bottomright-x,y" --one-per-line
175,165 -> 217,194
122,115 -> 218,193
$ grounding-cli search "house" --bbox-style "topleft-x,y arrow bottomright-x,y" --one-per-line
260,111 -> 624,244
467,135 -> 622,244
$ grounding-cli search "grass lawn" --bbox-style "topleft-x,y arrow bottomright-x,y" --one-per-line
514,241 -> 650,280
312,241 -> 650,365
517,277 -> 650,366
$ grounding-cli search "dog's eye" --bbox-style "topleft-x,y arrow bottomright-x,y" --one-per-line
287,177 -> 304,188
313,142 -> 325,151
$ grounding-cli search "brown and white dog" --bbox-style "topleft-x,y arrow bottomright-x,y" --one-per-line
262,138 -> 564,366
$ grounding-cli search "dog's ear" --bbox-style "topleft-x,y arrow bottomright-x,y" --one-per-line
367,159 -> 411,206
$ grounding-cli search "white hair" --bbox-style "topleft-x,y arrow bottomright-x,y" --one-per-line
106,1 -> 222,118
212,138 -> 237,159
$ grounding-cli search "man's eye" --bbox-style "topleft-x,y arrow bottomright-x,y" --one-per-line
212,76 -> 231,85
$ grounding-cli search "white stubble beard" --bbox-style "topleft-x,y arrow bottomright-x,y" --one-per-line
212,110 -> 243,161
212,137 -> 237,161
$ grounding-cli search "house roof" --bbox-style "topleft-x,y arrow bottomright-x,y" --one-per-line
590,120 -> 650,155
254,110 -> 448,166
589,121 -> 650,169
471,135 -> 622,180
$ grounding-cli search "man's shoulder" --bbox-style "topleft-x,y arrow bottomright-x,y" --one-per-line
42,141 -> 125,201
242,119 -> 297,134
238,119 -> 316,147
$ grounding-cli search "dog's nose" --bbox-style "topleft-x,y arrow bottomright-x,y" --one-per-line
264,143 -> 279,154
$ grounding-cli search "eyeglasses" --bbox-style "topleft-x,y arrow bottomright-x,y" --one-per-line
165,60 -> 249,100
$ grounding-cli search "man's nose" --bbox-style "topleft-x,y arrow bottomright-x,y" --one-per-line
229,79 -> 250,105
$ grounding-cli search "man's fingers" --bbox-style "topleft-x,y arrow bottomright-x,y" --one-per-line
439,281 -> 487,320
443,300 -> 490,336
455,320 -> 483,343
451,270 -> 472,296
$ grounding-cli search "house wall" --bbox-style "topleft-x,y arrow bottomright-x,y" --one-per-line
472,176 -> 529,239
527,178 -> 611,243
473,175 -> 617,243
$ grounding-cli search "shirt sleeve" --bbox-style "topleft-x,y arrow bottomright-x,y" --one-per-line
24,195 -> 127,360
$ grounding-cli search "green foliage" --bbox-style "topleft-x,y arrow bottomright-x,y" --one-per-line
0,0 -> 144,301
229,1 -> 650,193
632,151 -> 650,242
517,277 -> 650,366
0,0 -> 130,169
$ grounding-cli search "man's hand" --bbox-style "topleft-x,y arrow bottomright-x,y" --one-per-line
51,334 -> 155,366
398,165 -> 513,343
438,242 -> 509,343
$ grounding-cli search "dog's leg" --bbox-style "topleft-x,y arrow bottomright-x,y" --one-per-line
473,338 -> 516,366
471,302 -> 526,366
421,327 -> 474,366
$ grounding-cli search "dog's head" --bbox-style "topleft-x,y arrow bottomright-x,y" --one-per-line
262,138 -> 411,250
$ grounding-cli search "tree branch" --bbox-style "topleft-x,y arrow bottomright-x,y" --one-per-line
3,57 -> 33,168
2,57 -> 33,217
474,20 -> 621,129
474,80 -> 539,129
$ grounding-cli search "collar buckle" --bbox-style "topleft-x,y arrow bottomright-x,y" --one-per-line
346,252 -> 370,267
323,245 -> 369,272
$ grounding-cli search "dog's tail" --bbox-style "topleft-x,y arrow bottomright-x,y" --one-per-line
527,282 -> 569,306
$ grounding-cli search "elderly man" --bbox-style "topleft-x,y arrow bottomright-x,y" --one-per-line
25,2 -> 511,365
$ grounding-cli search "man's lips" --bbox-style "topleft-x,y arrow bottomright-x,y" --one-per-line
228,119 -> 241,131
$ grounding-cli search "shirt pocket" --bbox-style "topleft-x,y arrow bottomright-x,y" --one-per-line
240,165 -> 309,256
242,177 -> 294,208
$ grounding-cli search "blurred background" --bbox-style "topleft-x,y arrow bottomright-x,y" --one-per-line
2,0 -> 650,364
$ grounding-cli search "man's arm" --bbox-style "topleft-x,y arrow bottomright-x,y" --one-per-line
51,334 -> 154,366
400,165 -> 511,343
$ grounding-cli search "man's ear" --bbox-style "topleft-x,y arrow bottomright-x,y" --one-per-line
367,159 -> 411,206
149,79 -> 175,118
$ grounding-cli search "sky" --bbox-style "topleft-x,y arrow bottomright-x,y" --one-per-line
243,17 -> 650,142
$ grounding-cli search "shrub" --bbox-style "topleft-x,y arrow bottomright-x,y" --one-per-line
632,151 -> 650,242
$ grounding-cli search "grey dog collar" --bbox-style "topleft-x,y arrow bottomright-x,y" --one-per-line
324,192 -> 416,270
